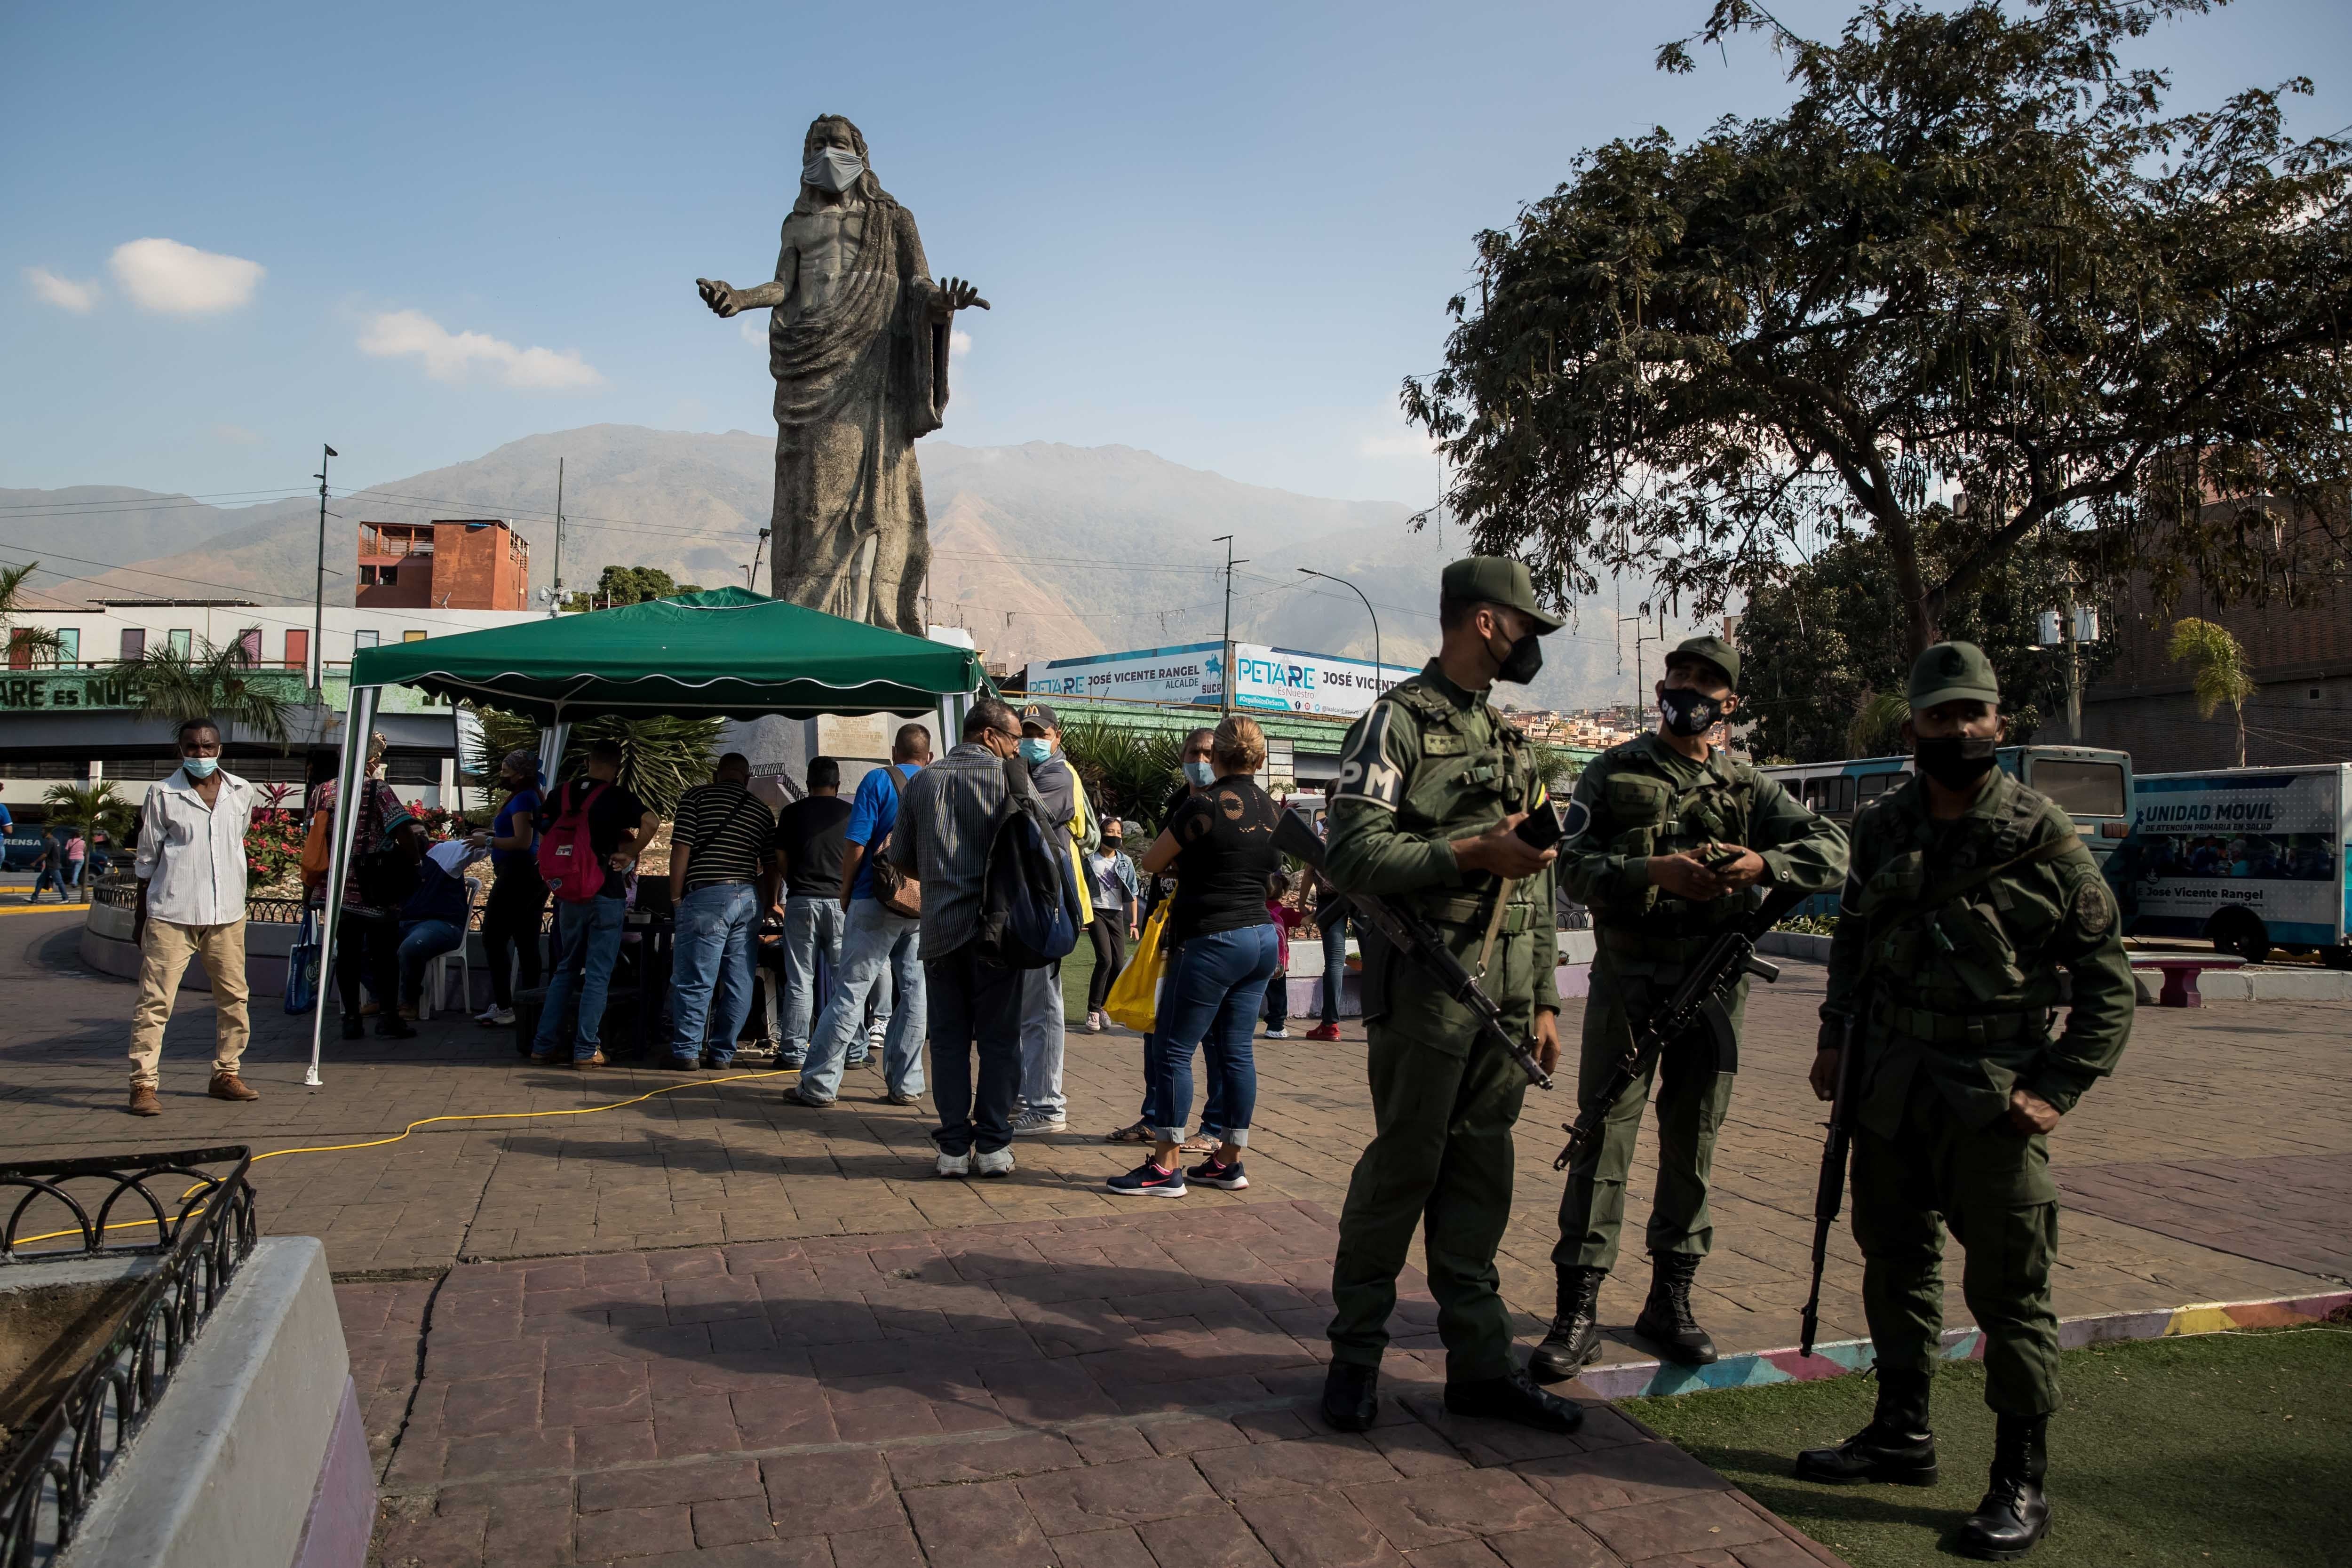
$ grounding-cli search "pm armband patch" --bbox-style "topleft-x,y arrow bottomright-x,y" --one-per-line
1333,702 -> 1405,812
1560,797 -> 1592,844
2070,880 -> 2114,940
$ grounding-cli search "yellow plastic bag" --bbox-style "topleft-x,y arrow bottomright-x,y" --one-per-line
1104,900 -> 1171,1032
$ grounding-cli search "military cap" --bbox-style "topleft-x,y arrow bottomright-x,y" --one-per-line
1665,635 -> 1740,691
1907,640 -> 2002,711
1017,700 -> 1062,732
1440,557 -> 1564,634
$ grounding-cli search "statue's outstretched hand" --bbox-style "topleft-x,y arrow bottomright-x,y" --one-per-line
697,278 -> 740,318
935,277 -> 990,316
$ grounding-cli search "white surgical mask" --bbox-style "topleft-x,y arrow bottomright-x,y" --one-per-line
182,755 -> 220,779
803,146 -> 866,193
1184,760 -> 1216,788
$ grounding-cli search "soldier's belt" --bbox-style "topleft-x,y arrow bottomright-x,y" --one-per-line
1597,926 -> 1721,962
1419,894 -> 1536,935
1873,1000 -> 2046,1048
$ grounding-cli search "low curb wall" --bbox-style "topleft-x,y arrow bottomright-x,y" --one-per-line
1581,1288 -> 2352,1401
62,1236 -> 371,1568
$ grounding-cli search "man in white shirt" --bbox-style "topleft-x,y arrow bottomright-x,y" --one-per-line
128,718 -> 259,1116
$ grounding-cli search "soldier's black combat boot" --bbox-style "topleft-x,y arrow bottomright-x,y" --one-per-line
1955,1414 -> 2051,1560
1320,1361 -> 1379,1433
1632,1252 -> 1717,1365
1527,1265 -> 1608,1383
1794,1366 -> 1938,1485
1444,1369 -> 1585,1433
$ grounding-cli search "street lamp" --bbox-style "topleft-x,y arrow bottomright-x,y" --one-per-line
1297,568 -> 1383,696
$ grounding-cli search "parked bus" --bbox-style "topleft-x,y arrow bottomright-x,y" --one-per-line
1759,745 -> 2134,918
2103,763 -> 2352,968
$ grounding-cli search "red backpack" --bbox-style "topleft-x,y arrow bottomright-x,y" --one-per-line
536,781 -> 609,903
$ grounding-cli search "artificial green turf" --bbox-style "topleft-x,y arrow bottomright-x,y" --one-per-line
1624,1324 -> 2352,1568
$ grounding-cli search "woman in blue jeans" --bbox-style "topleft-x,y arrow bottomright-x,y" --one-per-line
1108,716 -> 1281,1199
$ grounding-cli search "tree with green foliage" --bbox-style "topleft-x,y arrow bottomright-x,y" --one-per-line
1733,510 -> 2101,760
113,636 -> 292,748
565,565 -> 706,612
1403,0 -> 2352,659
41,780 -> 134,844
2166,616 -> 2255,766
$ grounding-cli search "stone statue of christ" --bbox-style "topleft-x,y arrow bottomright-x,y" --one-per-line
697,114 -> 985,634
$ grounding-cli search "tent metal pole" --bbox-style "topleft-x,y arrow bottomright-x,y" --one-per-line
307,684 -> 380,1087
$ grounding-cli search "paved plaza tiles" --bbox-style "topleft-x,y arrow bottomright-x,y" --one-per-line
6,904 -> 2348,1565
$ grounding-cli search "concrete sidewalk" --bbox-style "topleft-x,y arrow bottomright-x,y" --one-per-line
358,1202 -> 1838,1568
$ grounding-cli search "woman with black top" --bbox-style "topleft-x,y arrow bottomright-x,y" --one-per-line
1107,716 -> 1281,1198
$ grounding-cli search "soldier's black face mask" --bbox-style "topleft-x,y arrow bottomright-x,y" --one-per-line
1658,687 -> 1723,738
1487,625 -> 1544,685
1914,734 -> 1999,789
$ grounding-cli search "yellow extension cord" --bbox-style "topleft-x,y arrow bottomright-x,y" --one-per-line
17,1065 -> 803,1249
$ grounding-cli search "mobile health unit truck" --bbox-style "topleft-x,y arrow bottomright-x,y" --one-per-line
2105,763 -> 2352,968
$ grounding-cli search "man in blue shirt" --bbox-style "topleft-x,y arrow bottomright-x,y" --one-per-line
785,723 -> 933,1107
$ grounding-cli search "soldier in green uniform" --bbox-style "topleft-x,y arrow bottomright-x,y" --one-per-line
1531,636 -> 1848,1378
1320,557 -> 1583,1435
1794,642 -> 2134,1561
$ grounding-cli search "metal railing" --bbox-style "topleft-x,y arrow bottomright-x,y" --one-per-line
0,1146 -> 257,1564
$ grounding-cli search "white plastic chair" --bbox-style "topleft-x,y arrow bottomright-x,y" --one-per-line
422,876 -> 484,1019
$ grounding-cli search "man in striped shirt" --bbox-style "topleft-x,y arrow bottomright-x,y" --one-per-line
667,753 -> 776,1069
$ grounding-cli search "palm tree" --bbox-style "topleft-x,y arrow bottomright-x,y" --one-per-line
1846,692 -> 1912,758
1057,715 -> 1184,833
0,561 -> 61,666
114,636 -> 292,748
469,705 -> 719,819
2167,618 -> 2257,768
41,780 -> 134,844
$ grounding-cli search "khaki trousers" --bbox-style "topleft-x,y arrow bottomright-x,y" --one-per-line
128,918 -> 250,1088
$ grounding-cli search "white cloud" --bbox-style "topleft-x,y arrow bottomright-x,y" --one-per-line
357,309 -> 605,390
950,328 -> 973,358
25,267 -> 101,312
738,318 -> 765,346
212,423 -> 263,446
109,238 -> 264,315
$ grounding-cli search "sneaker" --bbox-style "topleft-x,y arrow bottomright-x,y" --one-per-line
1085,1011 -> 1105,1034
1265,1027 -> 1288,1038
482,1007 -> 517,1027
781,1085 -> 836,1108
1186,1156 -> 1248,1190
935,1149 -> 972,1178
1107,1160 -> 1187,1198
1011,1108 -> 1068,1137
882,1090 -> 920,1106
973,1146 -> 1016,1178
1305,1022 -> 1343,1042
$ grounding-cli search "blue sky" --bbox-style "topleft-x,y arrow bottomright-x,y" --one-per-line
5,0 -> 2345,510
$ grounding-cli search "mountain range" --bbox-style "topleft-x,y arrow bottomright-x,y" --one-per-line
2,426 -> 1685,712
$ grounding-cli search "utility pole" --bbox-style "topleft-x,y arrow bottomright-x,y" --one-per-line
311,444 -> 337,699
1621,609 -> 1664,722
1213,534 -> 1246,713
747,528 -> 770,593
549,458 -> 565,616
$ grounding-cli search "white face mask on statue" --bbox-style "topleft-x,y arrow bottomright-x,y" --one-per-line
803,146 -> 866,193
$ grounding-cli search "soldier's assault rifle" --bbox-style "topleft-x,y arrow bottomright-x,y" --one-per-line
1551,851 -> 1808,1173
1272,810 -> 1554,1090
1798,1006 -> 1862,1356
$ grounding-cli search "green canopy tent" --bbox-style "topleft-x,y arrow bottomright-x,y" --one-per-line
305,589 -> 989,1082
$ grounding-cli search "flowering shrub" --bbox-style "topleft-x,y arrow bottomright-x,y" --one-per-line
244,810 -> 306,883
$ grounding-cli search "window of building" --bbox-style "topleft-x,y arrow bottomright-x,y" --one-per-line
237,628 -> 262,666
284,628 -> 309,672
402,629 -> 427,643
7,631 -> 34,669
167,629 -> 191,659
383,753 -> 444,785
119,627 -> 146,661
55,629 -> 79,667
353,630 -> 379,651
0,759 -> 91,780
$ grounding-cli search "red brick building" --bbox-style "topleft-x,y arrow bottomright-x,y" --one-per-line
2081,522 -> 2352,771
356,520 -> 529,611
